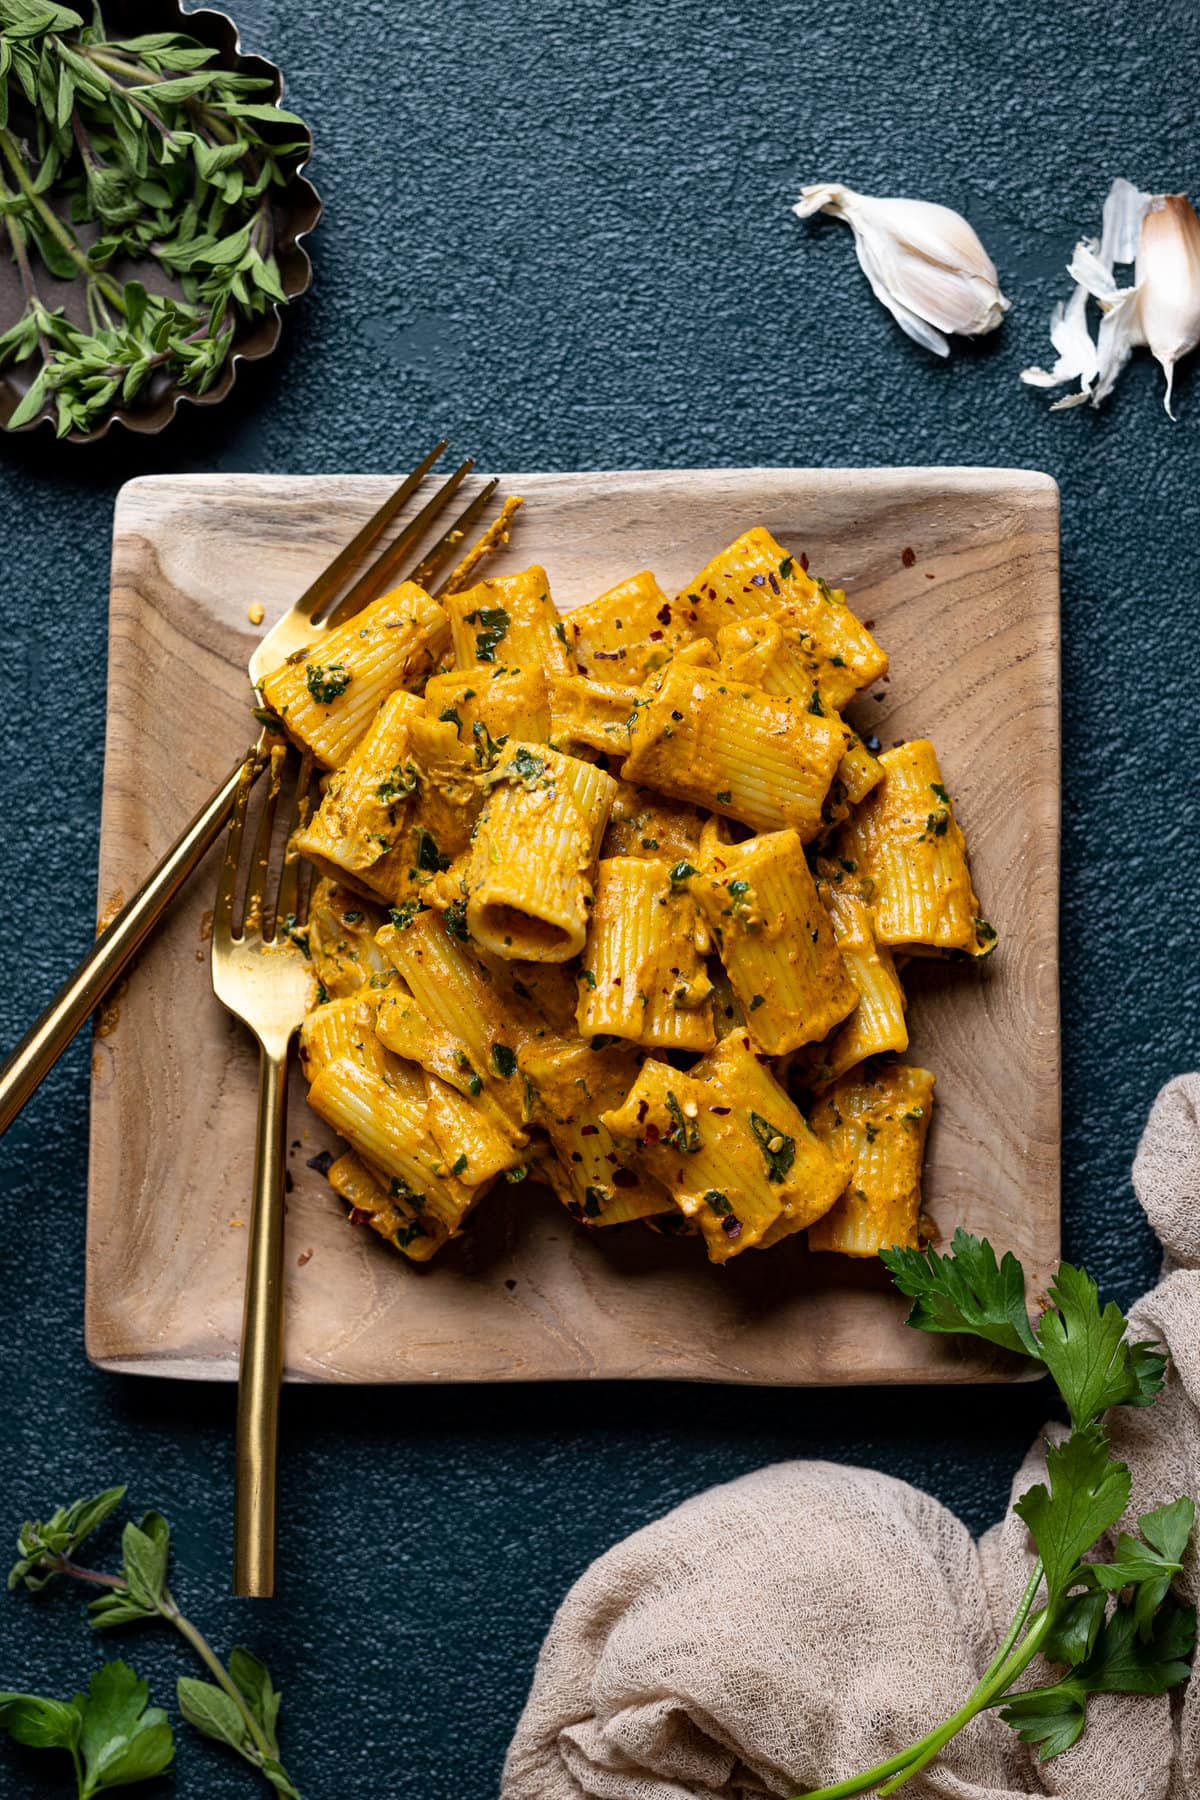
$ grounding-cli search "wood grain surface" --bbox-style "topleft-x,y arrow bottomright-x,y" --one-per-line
87,467 -> 1060,1385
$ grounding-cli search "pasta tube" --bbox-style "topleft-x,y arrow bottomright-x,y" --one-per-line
444,566 -> 572,677
808,1064 -> 935,1256
567,570 -> 698,686
306,880 -> 394,998
298,992 -> 393,1081
678,527 -> 888,697
622,663 -> 850,839
546,671 -> 641,758
425,664 -> 551,750
602,1042 -> 847,1263
328,1151 -> 449,1261
600,781 -> 705,864
810,873 -> 908,1083
837,740 -> 996,955
376,906 -> 539,1127
519,1037 -> 673,1226
690,830 -> 857,1054
716,614 -> 860,714
260,582 -> 448,767
466,744 -> 617,962
576,857 -> 715,1051
293,690 -> 423,880
307,1056 -> 481,1236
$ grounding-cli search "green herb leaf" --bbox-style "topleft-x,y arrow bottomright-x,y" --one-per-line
9,1485 -> 127,1591
75,1661 -> 174,1794
663,1090 -> 700,1153
880,1229 -> 1041,1359
0,1690 -> 81,1750
119,1513 -> 168,1611
1036,1261 -> 1168,1429
490,1043 -> 517,1079
1013,1426 -> 1131,1599
176,1675 -> 248,1751
748,1112 -> 795,1183
999,1599 -> 1195,1761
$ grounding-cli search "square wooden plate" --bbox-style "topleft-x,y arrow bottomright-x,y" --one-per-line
87,467 -> 1060,1385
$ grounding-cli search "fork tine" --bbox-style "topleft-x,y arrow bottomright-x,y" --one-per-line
410,477 -> 499,592
287,440 -> 449,625
214,749 -> 260,943
273,752 -> 315,936
320,456 -> 475,630
242,747 -> 286,940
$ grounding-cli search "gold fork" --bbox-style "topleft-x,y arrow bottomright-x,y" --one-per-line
213,743 -> 314,1599
0,443 -> 504,1136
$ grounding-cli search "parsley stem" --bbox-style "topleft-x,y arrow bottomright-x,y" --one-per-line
790,1561 -> 1048,1800
0,176 -> 52,366
0,128 -> 125,310
876,1609 -> 1052,1796
158,1588 -> 275,1763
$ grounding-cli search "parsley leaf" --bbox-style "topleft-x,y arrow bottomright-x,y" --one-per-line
1013,1426 -> 1131,1598
1037,1261 -> 1168,1429
999,1599 -> 1195,1761
0,1661 -> 175,1796
881,1228 -> 1040,1358
465,605 -> 510,662
748,1112 -> 795,1182
304,662 -> 351,704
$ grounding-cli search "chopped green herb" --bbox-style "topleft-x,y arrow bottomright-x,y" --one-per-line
931,781 -> 951,803
749,1112 -> 796,1182
505,1163 -> 529,1183
389,1177 -> 426,1209
389,899 -> 427,930
305,662 -> 351,704
376,758 -> 419,803
583,1186 -> 606,1217
465,604 -> 511,662
778,554 -> 795,578
669,861 -> 697,887
926,809 -> 950,837
451,1154 -> 469,1176
252,705 -> 284,734
807,689 -> 825,716
664,1090 -> 701,1154
554,621 -> 569,647
413,827 -> 451,873
714,789 -> 732,805
750,993 -> 765,1011
581,969 -> 597,989
507,746 -> 547,785
439,706 -> 463,734
491,1043 -> 518,1079
472,718 -> 508,768
442,898 -> 469,941
703,1188 -> 732,1214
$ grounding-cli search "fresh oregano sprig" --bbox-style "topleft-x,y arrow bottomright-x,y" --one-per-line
5,1486 -> 300,1797
0,0 -> 310,435
794,1233 -> 1194,1798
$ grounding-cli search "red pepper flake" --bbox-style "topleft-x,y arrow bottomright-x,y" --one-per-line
750,573 -> 766,587
926,572 -> 936,579
581,1123 -> 599,1136
656,603 -> 673,625
644,1122 -> 661,1144
297,1248 -> 313,1266
901,546 -> 916,568
709,1105 -> 731,1115
636,1098 -> 649,1123
799,551 -> 809,571
612,1166 -> 638,1188
862,618 -> 876,630
768,572 -> 780,595
348,1207 -> 372,1226
742,1036 -> 751,1050
649,629 -> 664,641
721,1216 -> 743,1239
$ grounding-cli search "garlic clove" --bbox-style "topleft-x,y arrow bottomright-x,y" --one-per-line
1020,283 -> 1098,398
794,183 -> 1009,354
1135,194 -> 1200,418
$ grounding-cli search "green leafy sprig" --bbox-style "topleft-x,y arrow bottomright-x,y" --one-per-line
3,1486 -> 299,1796
0,0 -> 309,435
794,1233 -> 1194,1798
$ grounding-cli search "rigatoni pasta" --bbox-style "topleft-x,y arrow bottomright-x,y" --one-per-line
269,522 -> 995,1270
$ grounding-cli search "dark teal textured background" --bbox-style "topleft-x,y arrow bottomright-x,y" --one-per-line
2,0 -> 1198,1793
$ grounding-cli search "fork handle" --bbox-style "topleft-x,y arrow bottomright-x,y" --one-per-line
0,745 -> 256,1138
234,1044 -> 290,1598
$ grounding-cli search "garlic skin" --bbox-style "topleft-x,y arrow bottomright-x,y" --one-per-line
1021,180 -> 1200,416
1137,195 -> 1200,416
793,183 -> 1010,357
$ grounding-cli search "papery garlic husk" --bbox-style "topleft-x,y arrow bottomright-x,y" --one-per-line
793,183 -> 1009,357
1021,180 -> 1200,416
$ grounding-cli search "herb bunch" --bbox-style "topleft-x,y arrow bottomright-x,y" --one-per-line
1,1486 -> 299,1795
796,1233 -> 1195,1798
0,0 -> 309,436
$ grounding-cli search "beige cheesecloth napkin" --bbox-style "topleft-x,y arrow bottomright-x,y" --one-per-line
504,1074 -> 1200,1800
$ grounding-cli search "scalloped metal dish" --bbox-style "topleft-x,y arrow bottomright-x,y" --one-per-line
0,0 -> 321,444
